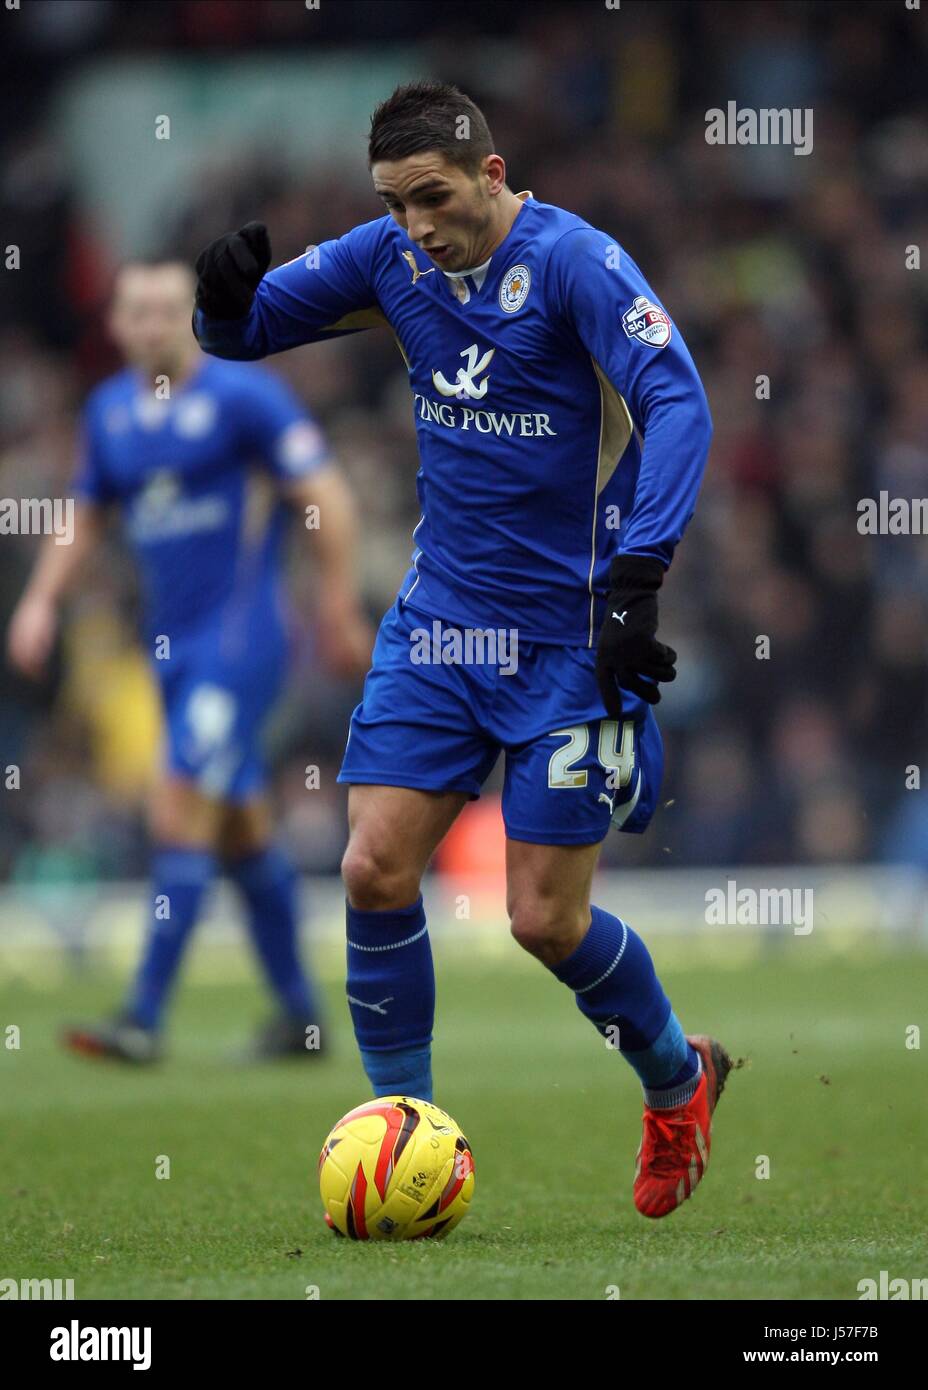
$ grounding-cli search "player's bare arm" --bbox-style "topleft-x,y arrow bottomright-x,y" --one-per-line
7,499 -> 106,681
281,466 -> 374,680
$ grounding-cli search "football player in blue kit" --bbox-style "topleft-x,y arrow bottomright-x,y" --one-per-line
8,258 -> 372,1064
192,82 -> 730,1219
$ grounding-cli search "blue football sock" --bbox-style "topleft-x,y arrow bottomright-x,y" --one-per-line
642,1041 -> 702,1109
126,846 -> 217,1030
550,904 -> 701,1108
227,844 -> 319,1022
346,895 -> 434,1102
361,1043 -> 434,1101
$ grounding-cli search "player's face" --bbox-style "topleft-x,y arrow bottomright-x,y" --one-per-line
372,152 -> 496,273
108,265 -> 196,374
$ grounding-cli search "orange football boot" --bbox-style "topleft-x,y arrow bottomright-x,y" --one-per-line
634,1034 -> 732,1219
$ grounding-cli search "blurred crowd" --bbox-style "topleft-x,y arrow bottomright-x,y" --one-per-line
1,0 -> 927,882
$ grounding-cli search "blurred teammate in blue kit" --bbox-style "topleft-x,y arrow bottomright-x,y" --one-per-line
8,259 -> 372,1062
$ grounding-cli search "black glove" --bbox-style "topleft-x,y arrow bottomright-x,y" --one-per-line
194,221 -> 271,319
595,555 -> 676,721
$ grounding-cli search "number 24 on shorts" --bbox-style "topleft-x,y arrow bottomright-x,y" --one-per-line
547,719 -> 635,791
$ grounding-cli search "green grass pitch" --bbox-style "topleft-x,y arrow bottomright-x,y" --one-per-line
2,936 -> 926,1300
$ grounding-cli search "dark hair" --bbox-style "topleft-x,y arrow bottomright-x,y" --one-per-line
368,81 -> 495,175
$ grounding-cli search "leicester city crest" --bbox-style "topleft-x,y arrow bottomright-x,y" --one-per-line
499,264 -> 531,313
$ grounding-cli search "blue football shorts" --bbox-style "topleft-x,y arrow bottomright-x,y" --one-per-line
154,608 -> 287,803
337,597 -> 664,846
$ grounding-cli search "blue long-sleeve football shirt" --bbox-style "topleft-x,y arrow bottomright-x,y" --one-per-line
194,193 -> 712,646
74,357 -> 331,642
